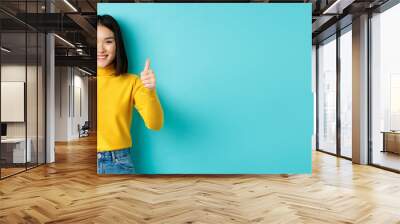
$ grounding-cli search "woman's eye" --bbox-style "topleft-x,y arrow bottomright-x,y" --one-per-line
105,40 -> 113,44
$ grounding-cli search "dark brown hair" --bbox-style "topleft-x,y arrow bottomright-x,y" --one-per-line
97,14 -> 128,75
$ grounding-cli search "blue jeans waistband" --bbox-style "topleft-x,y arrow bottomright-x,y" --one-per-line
97,148 -> 131,161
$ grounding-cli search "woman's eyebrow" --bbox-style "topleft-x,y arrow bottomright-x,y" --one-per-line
104,37 -> 114,40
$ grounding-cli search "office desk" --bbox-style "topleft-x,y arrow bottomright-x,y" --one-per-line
381,131 -> 400,154
1,138 -> 32,163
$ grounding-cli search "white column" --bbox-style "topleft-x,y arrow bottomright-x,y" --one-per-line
46,1 -> 56,163
352,14 -> 369,164
46,33 -> 55,163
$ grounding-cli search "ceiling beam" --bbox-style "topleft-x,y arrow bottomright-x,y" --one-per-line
55,55 -> 95,69
322,0 -> 356,14
67,13 -> 96,46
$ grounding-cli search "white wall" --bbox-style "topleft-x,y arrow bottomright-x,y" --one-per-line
73,72 -> 89,138
1,65 -> 38,137
54,67 -> 89,141
1,66 -> 26,132
1,64 -> 46,164
55,66 -> 69,141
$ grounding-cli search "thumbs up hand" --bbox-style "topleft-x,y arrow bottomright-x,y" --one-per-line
140,58 -> 156,90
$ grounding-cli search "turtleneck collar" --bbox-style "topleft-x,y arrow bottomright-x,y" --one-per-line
97,64 -> 118,77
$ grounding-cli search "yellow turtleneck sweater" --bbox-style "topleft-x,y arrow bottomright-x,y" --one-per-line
97,64 -> 164,152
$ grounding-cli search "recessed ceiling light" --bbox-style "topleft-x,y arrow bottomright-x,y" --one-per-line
1,47 -> 11,53
322,0 -> 354,15
78,67 -> 93,76
63,0 -> 78,12
54,34 -> 75,48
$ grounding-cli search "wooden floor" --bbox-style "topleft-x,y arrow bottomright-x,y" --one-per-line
1,163 -> 46,178
1,134 -> 400,224
1,167 -> 26,178
372,150 -> 400,171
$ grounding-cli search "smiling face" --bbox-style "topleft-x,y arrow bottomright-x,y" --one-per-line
97,25 -> 116,68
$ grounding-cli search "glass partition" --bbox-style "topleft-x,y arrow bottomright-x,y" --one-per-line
0,0 -> 46,179
27,30 -> 38,169
1,25 -> 28,178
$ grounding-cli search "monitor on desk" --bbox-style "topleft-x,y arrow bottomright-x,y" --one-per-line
1,123 -> 7,138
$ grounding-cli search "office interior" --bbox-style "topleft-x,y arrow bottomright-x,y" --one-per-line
314,0 -> 400,172
0,0 -> 399,222
0,0 -> 97,179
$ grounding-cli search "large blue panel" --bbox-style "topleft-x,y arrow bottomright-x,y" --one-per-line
98,3 -> 313,174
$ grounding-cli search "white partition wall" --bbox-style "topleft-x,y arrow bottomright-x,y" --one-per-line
54,67 -> 89,141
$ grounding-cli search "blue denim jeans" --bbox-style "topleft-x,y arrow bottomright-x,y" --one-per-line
97,148 -> 136,174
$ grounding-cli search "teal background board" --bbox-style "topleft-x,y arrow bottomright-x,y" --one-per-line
98,3 -> 313,174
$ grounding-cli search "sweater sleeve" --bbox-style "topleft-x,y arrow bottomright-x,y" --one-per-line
132,75 -> 164,131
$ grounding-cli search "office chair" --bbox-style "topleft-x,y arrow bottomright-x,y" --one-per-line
79,121 -> 90,138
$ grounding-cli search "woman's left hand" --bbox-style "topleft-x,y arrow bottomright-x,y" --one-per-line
140,58 -> 156,90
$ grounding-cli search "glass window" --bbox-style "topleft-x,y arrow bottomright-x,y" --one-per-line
318,35 -> 337,154
339,27 -> 352,158
371,3 -> 400,171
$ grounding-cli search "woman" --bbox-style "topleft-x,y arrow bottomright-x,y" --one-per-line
97,15 -> 164,174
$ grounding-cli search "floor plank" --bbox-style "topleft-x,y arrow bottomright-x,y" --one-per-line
1,133 -> 400,224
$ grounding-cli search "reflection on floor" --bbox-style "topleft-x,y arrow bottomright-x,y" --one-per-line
0,162 -> 44,179
0,167 -> 26,177
0,133 -> 400,223
373,150 -> 400,171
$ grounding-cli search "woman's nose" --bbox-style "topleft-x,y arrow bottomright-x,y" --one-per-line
97,43 -> 105,53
